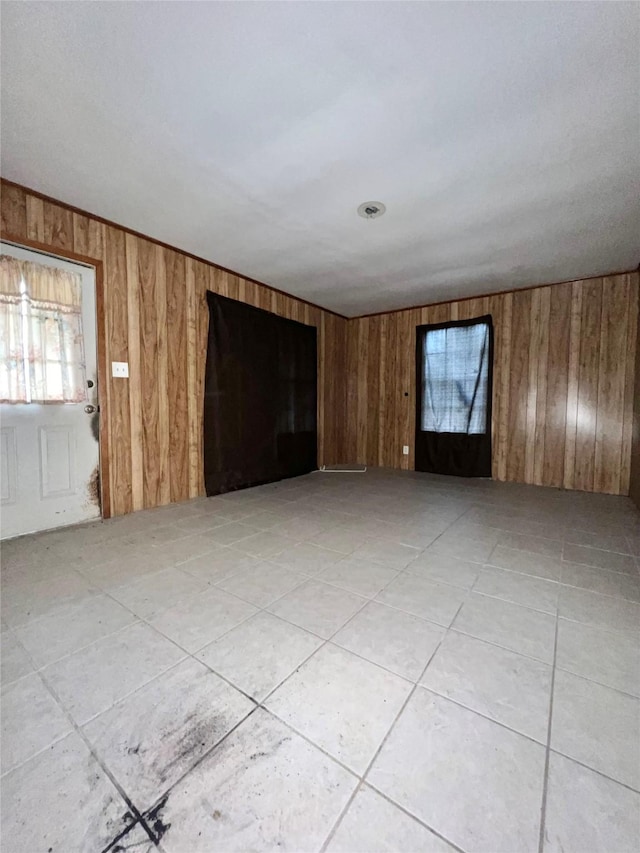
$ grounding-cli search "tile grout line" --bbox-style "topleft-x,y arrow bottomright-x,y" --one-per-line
361,779 -> 468,853
16,526 -> 286,829
5,517 -> 637,633
257,543 -> 408,709
7,570 -> 636,790
12,616 -> 148,676
6,493 -> 468,792
9,541 -> 425,731
3,478 -> 638,852
545,748 -> 640,795
326,598 -> 468,853
127,703 -> 265,851
0,726 -> 76,781
537,582 -> 561,853
5,631 -> 160,850
313,512 -> 475,853
416,676 -> 549,749
287,503 -> 477,703
5,544 -> 637,683
19,534 -> 384,809
259,544 -> 462,852
317,780 -> 364,853
221,568 -> 567,755
111,614 -> 380,833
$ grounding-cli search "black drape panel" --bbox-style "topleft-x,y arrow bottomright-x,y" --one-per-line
415,315 -> 493,478
204,292 -> 317,495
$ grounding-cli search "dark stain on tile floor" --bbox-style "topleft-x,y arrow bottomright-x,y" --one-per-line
143,796 -> 171,844
146,712 -> 232,787
100,814 -> 146,853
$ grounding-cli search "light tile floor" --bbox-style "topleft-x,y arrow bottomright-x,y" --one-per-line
1,468 -> 639,852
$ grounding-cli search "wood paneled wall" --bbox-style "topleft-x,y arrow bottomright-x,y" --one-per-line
1,181 -> 348,517
628,287 -> 640,507
2,180 -> 636,506
346,273 -> 639,495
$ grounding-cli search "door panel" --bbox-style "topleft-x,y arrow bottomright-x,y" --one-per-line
0,243 -> 100,539
415,316 -> 494,478
39,425 -> 76,498
1,427 -> 17,504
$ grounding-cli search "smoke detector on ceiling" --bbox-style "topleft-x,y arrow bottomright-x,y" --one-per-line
357,201 -> 386,219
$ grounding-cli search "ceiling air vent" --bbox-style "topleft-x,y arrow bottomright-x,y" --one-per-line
357,201 -> 386,219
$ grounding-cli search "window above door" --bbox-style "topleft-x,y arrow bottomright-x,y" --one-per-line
0,255 -> 87,404
420,319 -> 491,435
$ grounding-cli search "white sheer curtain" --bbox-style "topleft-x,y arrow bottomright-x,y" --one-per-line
0,257 -> 26,402
0,255 -> 87,403
421,321 -> 490,434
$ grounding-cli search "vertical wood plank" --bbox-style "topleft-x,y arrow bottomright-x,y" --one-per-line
344,318 -> 358,463
165,249 -> 189,503
368,317 -> 382,467
93,260 -> 112,517
573,280 -> 603,492
524,288 -> 541,484
495,293 -> 512,481
317,313 -> 326,467
322,314 -> 335,465
0,183 -> 27,235
542,283 -> 570,487
194,263 -> 210,495
383,315 -> 397,468
378,315 -> 388,468
486,296 -> 498,477
104,226 -> 132,515
227,274 -> 240,302
506,290 -> 531,483
355,319 -> 369,464
26,195 -> 45,242
532,288 -> 550,486
594,276 -> 629,494
72,213 -> 104,259
43,202 -> 73,250
185,258 -> 200,497
407,309 -> 420,471
137,239 -> 161,508
125,235 -> 144,511
337,316 -> 349,462
563,282 -> 584,490
398,310 -> 413,470
155,246 -> 171,505
211,269 -> 226,297
621,274 -> 638,496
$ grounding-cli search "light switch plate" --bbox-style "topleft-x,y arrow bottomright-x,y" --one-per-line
402,445 -> 409,455
112,361 -> 129,378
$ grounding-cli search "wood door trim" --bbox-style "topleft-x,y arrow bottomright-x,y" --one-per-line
0,231 -> 112,518
0,178 -> 349,321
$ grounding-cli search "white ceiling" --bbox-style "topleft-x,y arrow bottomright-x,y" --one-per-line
2,2 -> 638,317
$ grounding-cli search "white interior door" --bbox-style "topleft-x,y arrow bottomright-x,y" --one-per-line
1,243 -> 100,539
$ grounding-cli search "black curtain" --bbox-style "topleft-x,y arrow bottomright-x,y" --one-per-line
415,315 -> 493,478
203,292 -> 317,495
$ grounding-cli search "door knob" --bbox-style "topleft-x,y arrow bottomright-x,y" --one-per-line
84,404 -> 97,414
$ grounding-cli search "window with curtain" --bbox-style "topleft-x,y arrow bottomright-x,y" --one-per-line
0,255 -> 87,404
421,320 -> 490,434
